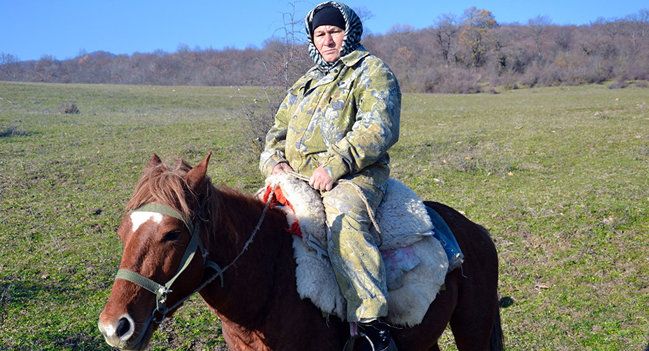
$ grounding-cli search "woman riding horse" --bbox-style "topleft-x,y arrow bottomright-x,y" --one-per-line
260,3 -> 400,348
98,2 -> 502,350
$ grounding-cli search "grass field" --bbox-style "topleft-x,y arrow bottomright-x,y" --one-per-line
0,81 -> 647,350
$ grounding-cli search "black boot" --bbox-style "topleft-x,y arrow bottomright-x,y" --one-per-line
356,320 -> 397,351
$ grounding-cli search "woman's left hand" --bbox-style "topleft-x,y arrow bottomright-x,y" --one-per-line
309,166 -> 334,191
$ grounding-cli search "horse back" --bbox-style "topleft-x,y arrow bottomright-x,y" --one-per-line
424,201 -> 498,278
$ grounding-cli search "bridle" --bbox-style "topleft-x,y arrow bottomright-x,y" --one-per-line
115,203 -> 221,324
113,191 -> 274,337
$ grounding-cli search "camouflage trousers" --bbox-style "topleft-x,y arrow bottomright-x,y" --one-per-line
322,179 -> 388,322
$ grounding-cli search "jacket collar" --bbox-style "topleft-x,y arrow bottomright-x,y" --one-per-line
340,45 -> 369,67
292,46 -> 370,94
304,45 -> 369,77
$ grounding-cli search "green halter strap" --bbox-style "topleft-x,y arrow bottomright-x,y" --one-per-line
114,203 -> 223,323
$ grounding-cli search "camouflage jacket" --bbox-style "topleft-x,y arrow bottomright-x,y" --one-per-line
260,47 -> 401,187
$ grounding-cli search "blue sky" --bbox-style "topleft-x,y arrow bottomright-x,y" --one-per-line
1,0 -> 647,61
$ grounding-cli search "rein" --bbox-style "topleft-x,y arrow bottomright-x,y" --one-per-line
114,190 -> 275,331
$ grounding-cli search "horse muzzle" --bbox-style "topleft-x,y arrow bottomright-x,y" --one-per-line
98,313 -> 152,350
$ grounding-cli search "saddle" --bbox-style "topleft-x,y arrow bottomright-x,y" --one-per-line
260,174 -> 450,327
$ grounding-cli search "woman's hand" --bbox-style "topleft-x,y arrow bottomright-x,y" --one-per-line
272,162 -> 294,175
309,166 -> 334,191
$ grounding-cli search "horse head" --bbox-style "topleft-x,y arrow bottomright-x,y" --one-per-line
98,152 -> 214,350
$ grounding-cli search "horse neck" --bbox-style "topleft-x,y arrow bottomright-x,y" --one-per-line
201,185 -> 291,324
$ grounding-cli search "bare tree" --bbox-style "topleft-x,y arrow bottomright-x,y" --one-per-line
434,14 -> 459,65
458,7 -> 497,67
528,16 -> 552,62
0,53 -> 18,65
554,27 -> 573,51
241,1 -> 311,153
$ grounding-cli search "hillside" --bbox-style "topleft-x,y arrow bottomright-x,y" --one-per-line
1,8 -> 649,93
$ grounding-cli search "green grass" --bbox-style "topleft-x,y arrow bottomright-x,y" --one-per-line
1,81 -> 647,350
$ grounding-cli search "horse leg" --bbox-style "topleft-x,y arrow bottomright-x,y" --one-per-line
448,264 -> 500,351
392,271 -> 459,351
449,298 -> 498,351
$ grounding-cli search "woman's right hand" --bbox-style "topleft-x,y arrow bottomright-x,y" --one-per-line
272,162 -> 294,175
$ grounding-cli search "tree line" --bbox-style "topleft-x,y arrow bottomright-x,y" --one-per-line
1,8 -> 648,93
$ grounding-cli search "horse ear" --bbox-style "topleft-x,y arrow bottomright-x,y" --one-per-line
147,154 -> 163,168
185,152 -> 212,191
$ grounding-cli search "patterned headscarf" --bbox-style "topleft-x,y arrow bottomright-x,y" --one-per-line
305,1 -> 363,72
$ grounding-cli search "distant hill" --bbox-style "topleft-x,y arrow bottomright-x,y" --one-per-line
1,8 -> 648,93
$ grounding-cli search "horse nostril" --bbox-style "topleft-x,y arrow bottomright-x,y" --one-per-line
116,317 -> 131,338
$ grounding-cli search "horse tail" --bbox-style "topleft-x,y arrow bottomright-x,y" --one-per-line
490,304 -> 504,351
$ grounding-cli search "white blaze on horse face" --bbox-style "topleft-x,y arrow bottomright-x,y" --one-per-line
130,211 -> 164,232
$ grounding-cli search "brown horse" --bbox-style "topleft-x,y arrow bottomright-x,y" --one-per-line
98,153 -> 502,351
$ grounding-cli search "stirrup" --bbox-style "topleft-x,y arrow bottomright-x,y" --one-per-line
343,335 -> 397,351
344,333 -> 392,351
344,321 -> 398,351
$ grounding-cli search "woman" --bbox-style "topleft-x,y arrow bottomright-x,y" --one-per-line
260,2 -> 400,350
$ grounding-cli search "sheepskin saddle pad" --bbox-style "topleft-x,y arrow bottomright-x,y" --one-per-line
260,174 -> 449,327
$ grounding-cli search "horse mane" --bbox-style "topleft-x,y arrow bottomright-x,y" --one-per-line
124,158 -> 274,251
125,160 -> 199,218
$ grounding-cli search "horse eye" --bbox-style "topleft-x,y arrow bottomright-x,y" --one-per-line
162,230 -> 181,242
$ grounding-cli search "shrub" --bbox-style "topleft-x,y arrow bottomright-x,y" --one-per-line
0,126 -> 29,138
59,102 -> 79,114
421,67 -> 482,94
634,80 -> 648,88
608,80 -> 629,89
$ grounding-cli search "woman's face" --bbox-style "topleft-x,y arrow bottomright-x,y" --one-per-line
313,25 -> 345,63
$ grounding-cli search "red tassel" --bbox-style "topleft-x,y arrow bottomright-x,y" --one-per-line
290,221 -> 303,237
264,184 -> 302,237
